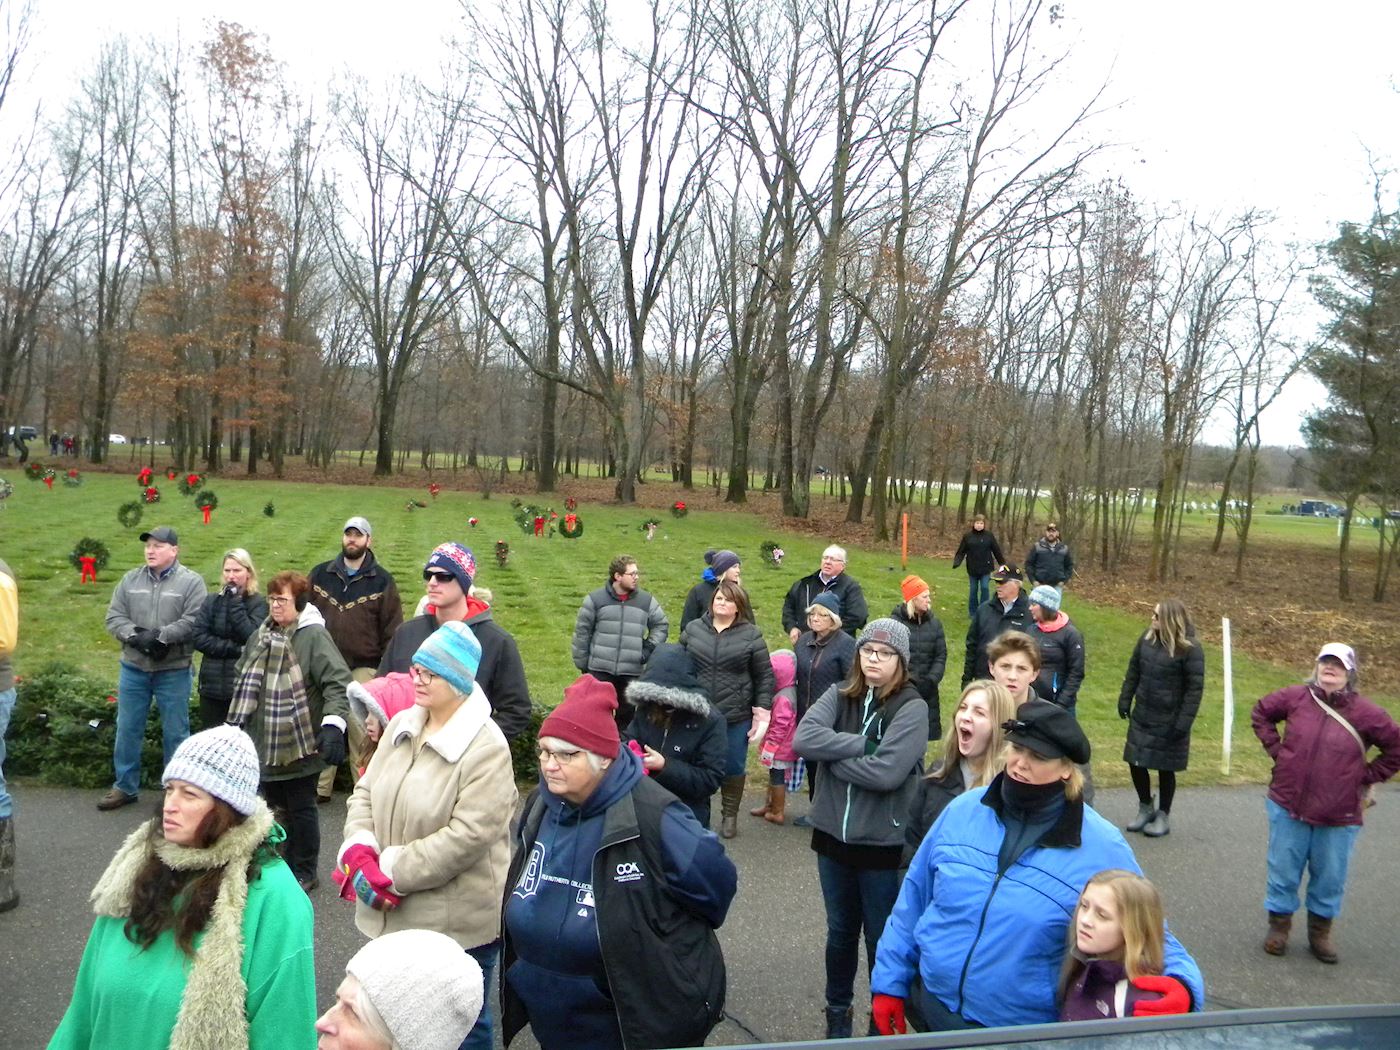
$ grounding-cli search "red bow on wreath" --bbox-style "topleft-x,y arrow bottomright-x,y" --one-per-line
78,555 -> 97,583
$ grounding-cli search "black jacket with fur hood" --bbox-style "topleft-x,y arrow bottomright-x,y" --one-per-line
623,644 -> 728,829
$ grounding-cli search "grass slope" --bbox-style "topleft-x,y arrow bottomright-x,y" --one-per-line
2,470 -> 1387,786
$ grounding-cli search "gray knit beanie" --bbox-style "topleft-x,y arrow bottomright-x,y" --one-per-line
161,725 -> 261,815
859,617 -> 912,668
347,929 -> 484,1050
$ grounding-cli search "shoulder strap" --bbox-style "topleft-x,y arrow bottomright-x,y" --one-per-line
1310,688 -> 1366,758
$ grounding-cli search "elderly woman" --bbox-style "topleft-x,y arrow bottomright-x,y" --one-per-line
502,674 -> 738,1050
903,680 -> 1018,864
50,726 -> 315,1049
871,700 -> 1204,1034
1118,598 -> 1205,838
1251,642 -> 1400,963
793,618 -> 928,1039
890,575 -> 947,739
339,622 -> 517,1050
679,580 -> 774,839
315,929 -> 484,1050
679,549 -> 742,630
192,548 -> 269,728
792,591 -> 858,827
230,570 -> 352,892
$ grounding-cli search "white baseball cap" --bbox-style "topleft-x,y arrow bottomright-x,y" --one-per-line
1316,642 -> 1356,671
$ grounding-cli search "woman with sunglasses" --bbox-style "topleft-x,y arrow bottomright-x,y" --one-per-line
502,674 -> 737,1050
793,618 -> 929,1039
229,570 -> 353,892
339,621 -> 517,1050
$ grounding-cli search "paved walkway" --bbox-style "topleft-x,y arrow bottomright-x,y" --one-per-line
3,781 -> 1399,1048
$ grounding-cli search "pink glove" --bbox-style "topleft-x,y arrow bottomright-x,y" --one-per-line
626,739 -> 651,776
871,994 -> 906,1035
1129,974 -> 1190,1016
339,844 -> 401,911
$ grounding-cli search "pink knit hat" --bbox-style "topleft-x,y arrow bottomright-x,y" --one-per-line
347,673 -> 418,728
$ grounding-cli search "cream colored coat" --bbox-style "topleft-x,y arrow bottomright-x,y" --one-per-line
340,684 -> 517,951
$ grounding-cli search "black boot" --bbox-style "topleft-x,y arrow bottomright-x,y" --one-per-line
0,815 -> 17,913
824,1006 -> 853,1039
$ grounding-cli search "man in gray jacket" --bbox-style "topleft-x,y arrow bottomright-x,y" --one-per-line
99,526 -> 207,810
571,554 -> 668,730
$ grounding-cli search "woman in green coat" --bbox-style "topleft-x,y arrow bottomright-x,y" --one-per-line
50,725 -> 315,1050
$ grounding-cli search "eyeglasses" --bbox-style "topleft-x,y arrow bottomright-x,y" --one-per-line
423,570 -> 456,584
268,595 -> 294,607
621,570 -> 641,578
861,647 -> 898,663
410,665 -> 437,684
537,746 -> 584,765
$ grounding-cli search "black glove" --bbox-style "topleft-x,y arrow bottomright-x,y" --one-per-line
317,725 -> 347,767
223,584 -> 239,598
1117,699 -> 1131,720
147,636 -> 170,661
128,628 -> 157,655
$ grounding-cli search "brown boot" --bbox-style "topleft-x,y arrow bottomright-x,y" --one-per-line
765,785 -> 787,825
750,785 -> 773,818
1307,912 -> 1338,964
1263,911 -> 1292,956
719,775 -> 746,839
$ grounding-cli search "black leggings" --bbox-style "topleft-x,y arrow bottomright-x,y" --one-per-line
1129,765 -> 1176,814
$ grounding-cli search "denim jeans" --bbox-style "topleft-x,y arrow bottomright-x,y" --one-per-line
0,687 -> 15,818
113,663 -> 193,796
816,854 -> 902,1012
459,941 -> 500,1050
725,719 -> 752,777
966,575 -> 990,618
1265,797 -> 1361,918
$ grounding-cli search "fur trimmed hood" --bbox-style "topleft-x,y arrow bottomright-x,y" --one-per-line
627,677 -> 712,716
626,642 -> 713,716
89,800 -> 275,1050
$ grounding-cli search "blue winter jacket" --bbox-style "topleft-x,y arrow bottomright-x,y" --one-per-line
872,782 -> 1204,1028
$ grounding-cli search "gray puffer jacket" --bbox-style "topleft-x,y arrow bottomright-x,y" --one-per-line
571,583 -> 669,678
680,614 -> 775,724
793,682 -> 928,848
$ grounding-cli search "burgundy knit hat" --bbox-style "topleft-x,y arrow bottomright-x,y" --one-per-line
540,674 -> 621,759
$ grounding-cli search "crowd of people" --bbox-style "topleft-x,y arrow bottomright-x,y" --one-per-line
1,510 -> 1397,1049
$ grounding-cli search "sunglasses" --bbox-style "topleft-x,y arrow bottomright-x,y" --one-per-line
423,570 -> 456,584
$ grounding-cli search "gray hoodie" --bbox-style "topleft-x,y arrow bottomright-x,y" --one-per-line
793,681 -> 927,848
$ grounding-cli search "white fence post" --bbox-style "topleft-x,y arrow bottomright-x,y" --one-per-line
1221,617 -> 1233,777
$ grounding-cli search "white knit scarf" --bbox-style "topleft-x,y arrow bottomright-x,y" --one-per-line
88,801 -> 275,1050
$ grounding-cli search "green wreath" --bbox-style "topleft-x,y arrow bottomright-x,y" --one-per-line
23,462 -> 44,481
178,473 -> 205,496
117,501 -> 144,528
560,514 -> 584,539
196,489 -> 219,511
62,469 -> 83,487
69,537 -> 111,572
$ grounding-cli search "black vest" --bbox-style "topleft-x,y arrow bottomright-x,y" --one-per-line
501,778 -> 727,1050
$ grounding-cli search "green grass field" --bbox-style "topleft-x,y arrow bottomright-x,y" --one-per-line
1,469 -> 1381,786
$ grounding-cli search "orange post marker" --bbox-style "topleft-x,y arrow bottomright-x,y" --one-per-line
901,513 -> 909,569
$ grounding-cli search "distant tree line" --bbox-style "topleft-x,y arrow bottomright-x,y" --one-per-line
0,0 -> 1379,591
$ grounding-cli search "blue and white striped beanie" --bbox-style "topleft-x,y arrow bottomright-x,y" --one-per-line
162,725 -> 261,815
412,621 -> 482,696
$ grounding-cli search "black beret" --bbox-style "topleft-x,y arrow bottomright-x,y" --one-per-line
1002,699 -> 1090,764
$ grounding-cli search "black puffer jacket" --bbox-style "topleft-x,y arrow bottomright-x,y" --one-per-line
962,592 -> 1036,685
192,588 -> 269,711
903,764 -> 968,865
952,528 -> 1005,577
1032,616 -> 1086,711
1025,539 -> 1074,586
1118,632 -> 1206,771
891,604 -> 947,738
679,576 -> 718,631
794,629 -> 858,719
680,615 -> 775,725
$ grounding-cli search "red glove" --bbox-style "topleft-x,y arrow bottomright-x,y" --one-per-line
871,994 -> 906,1035
626,739 -> 651,776
1129,974 -> 1190,1016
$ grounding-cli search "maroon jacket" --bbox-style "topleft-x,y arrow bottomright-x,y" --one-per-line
1251,683 -> 1400,827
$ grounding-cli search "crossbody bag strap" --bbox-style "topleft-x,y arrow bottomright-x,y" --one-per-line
1310,688 -> 1367,758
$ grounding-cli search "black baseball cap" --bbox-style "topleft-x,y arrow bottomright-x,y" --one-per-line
139,526 -> 178,545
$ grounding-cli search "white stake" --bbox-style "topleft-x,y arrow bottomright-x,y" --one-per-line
1221,617 -> 1234,776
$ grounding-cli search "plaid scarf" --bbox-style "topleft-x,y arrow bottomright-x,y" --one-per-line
228,619 -> 317,767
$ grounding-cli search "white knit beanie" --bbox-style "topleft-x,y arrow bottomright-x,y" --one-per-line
162,724 -> 261,815
347,930 -> 484,1050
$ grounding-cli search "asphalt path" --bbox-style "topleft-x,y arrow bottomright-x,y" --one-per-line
3,780 -> 1399,1049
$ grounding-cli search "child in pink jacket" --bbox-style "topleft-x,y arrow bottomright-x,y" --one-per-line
752,649 -> 798,824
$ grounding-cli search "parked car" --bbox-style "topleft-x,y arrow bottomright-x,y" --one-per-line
108,434 -> 128,445
5,426 -> 37,441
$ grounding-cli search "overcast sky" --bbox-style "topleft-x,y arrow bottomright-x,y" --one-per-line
16,0 -> 1400,447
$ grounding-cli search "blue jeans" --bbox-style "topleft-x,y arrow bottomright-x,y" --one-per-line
113,663 -> 193,796
966,575 -> 990,618
459,941 -> 500,1050
1265,797 -> 1361,918
0,687 -> 14,818
816,854 -> 902,1012
725,719 -> 752,777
